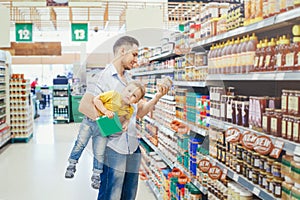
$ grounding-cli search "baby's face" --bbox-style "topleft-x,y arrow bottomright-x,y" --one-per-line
122,85 -> 143,104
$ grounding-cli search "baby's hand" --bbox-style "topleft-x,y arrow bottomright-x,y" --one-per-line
122,120 -> 129,131
104,110 -> 114,118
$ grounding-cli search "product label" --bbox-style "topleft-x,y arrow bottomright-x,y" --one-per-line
262,116 -> 268,130
275,185 -> 281,195
276,54 -> 282,67
265,55 -> 271,67
254,56 -> 260,68
253,135 -> 274,155
287,121 -> 293,139
271,118 -> 277,133
259,55 -> 265,68
282,120 -> 286,136
220,103 -> 225,118
285,52 -> 295,66
298,52 -> 300,65
294,123 -> 299,140
282,96 -> 287,110
227,101 -> 232,120
288,96 -> 295,112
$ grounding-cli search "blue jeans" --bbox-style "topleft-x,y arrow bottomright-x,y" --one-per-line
97,146 -> 141,200
68,117 -> 107,173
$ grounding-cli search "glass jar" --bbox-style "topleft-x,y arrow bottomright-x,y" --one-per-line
242,96 -> 250,127
252,152 -> 261,168
266,174 -> 273,192
282,181 -> 293,200
262,108 -> 275,134
288,90 -> 296,115
282,115 -> 289,139
259,171 -> 267,187
236,144 -> 243,160
287,116 -> 295,141
226,96 -> 234,123
221,95 -> 227,122
273,177 -> 283,198
282,89 -> 289,114
293,116 -> 300,143
281,152 -> 293,177
265,158 -> 274,173
246,150 -> 253,165
252,169 -> 259,184
270,109 -> 283,137
259,155 -> 267,171
272,161 -> 282,177
236,160 -> 244,174
237,96 -> 244,126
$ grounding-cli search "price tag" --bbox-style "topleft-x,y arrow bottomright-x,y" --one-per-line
253,187 -> 260,196
233,173 -> 239,182
295,146 -> 300,156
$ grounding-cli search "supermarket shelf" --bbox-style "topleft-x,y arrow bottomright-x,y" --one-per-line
210,118 -> 300,156
0,134 -> 11,148
175,118 -> 208,137
173,81 -> 206,87
146,180 -> 163,200
155,106 -> 176,115
174,163 -> 208,195
206,71 -> 300,81
145,93 -> 175,102
144,116 -> 176,138
207,157 -> 280,200
132,68 -> 174,76
149,51 -> 180,62
191,7 -> 300,48
142,136 -> 175,169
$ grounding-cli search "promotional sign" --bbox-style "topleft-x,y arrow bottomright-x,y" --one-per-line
253,135 -> 274,155
225,127 -> 241,143
198,159 -> 211,173
15,23 -> 32,42
240,131 -> 258,150
71,23 -> 88,42
208,166 -> 222,180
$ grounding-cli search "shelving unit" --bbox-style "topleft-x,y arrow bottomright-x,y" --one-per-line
10,76 -> 34,143
52,78 -> 70,124
0,50 -> 10,148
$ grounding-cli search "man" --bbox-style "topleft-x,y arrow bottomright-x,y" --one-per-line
31,78 -> 38,94
80,35 -> 169,199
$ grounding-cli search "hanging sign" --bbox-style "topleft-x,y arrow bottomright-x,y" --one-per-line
198,159 -> 211,173
71,23 -> 88,42
240,131 -> 258,150
208,166 -> 222,180
269,140 -> 284,159
225,127 -> 241,143
15,23 -> 32,42
253,135 -> 274,155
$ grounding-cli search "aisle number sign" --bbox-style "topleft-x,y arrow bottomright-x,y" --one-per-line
71,23 -> 88,42
15,23 -> 32,42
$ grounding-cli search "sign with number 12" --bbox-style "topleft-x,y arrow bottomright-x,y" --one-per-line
71,23 -> 88,42
15,23 -> 32,42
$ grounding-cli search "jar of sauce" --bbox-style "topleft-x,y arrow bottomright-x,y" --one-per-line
287,116 -> 294,141
272,161 -> 282,177
282,115 -> 289,139
282,90 -> 289,114
262,108 -> 275,134
273,177 -> 283,198
270,109 -> 283,137
252,152 -> 261,168
293,116 -> 300,143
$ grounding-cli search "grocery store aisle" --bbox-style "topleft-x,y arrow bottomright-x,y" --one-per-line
0,106 -> 156,200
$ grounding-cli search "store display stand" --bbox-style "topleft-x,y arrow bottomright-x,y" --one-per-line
52,78 -> 70,124
10,75 -> 34,143
0,50 -> 10,147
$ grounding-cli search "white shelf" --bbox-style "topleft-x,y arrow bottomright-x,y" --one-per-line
206,71 -> 300,81
205,156 -> 280,200
142,136 -> 175,169
132,68 -> 174,76
0,133 -> 11,148
149,51 -> 180,62
191,7 -> 300,48
145,93 -> 175,102
173,81 -> 206,87
146,180 -> 163,200
144,116 -> 176,138
175,118 -> 208,137
210,118 -> 300,156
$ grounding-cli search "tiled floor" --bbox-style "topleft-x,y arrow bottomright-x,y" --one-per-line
0,106 -> 156,200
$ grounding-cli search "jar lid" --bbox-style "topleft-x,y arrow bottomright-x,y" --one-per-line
294,155 -> 300,162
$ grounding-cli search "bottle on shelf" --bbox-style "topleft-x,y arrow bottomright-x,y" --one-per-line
264,38 -> 276,71
246,33 -> 258,73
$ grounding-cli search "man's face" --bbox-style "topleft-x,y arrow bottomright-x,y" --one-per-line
121,84 -> 143,105
122,44 -> 139,70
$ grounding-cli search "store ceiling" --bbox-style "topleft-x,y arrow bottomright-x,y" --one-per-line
0,0 -> 200,32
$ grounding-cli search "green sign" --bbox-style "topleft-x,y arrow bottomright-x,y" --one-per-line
15,23 -> 33,42
71,23 -> 88,42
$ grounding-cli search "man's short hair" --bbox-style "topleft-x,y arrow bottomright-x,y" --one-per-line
113,36 -> 139,55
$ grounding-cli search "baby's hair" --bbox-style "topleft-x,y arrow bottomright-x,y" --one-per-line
127,80 -> 145,100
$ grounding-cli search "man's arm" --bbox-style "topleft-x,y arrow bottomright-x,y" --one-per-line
78,92 -> 100,120
136,86 -> 169,118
